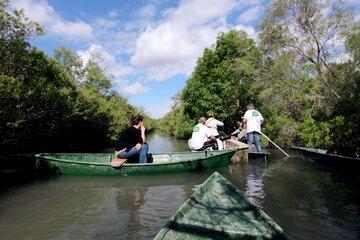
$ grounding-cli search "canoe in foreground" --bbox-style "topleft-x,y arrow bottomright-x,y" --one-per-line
35,150 -> 236,176
155,172 -> 292,240
292,146 -> 360,163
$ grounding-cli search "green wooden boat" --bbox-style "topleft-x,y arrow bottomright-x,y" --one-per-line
155,172 -> 293,240
35,150 -> 236,176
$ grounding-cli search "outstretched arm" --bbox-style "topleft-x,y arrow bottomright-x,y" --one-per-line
140,125 -> 146,142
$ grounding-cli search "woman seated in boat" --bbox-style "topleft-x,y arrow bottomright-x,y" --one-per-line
190,117 -> 217,151
205,111 -> 225,150
114,115 -> 149,164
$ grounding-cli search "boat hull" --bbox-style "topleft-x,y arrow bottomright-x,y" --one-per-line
224,139 -> 270,159
292,147 -> 360,163
36,150 -> 236,176
248,150 -> 270,159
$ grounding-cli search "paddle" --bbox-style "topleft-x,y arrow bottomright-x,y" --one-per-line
260,132 -> 290,157
216,131 -> 240,141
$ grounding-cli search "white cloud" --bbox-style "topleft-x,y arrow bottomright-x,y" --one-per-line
12,0 -> 93,40
78,44 -> 151,97
138,4 -> 156,19
131,24 -> 197,68
94,18 -> 117,30
123,82 -> 150,96
130,0 -> 242,81
130,0 -> 263,81
169,0 -> 236,27
77,44 -> 133,84
50,20 -> 93,40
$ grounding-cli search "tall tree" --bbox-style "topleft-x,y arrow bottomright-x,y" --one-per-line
0,0 -> 43,77
260,0 -> 354,99
54,47 -> 84,84
259,0 -> 358,149
182,30 -> 262,132
84,60 -> 112,94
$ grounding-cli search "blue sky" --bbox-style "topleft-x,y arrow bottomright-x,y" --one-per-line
10,0 -> 359,118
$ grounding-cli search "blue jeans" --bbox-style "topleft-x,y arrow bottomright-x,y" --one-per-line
247,131 -> 262,152
118,143 -> 149,163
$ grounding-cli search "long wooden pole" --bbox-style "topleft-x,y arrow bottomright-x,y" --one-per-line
260,132 -> 290,157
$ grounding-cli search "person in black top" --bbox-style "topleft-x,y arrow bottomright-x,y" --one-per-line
115,115 -> 148,163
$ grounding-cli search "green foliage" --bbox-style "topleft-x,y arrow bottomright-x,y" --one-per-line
260,0 -> 354,101
0,0 -> 43,41
54,46 -> 84,83
297,118 -> 333,148
0,51 -> 77,152
345,23 -> 360,63
84,60 -> 112,93
263,114 -> 298,147
0,3 -> 154,153
257,0 -> 359,151
180,30 -> 262,134
97,92 -> 138,141
157,105 -> 194,138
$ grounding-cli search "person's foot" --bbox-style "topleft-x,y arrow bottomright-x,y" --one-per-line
111,158 -> 127,167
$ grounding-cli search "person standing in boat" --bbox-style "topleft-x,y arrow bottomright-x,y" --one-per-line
190,117 -> 217,151
114,115 -> 148,164
205,112 -> 224,150
242,103 -> 264,152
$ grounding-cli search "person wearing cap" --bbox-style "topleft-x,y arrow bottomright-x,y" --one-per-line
242,103 -> 264,152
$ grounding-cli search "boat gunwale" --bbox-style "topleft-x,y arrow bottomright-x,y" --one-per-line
292,146 -> 360,161
35,149 -> 236,167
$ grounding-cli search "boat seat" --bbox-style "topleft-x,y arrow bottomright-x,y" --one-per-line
110,158 -> 127,167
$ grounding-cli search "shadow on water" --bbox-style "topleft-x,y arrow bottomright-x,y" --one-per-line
0,134 -> 359,240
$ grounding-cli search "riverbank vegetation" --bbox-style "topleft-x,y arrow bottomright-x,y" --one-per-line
0,0 -> 154,154
158,0 -> 359,154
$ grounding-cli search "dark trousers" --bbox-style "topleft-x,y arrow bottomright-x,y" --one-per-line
197,139 -> 218,151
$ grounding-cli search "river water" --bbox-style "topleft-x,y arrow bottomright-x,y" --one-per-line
0,133 -> 359,240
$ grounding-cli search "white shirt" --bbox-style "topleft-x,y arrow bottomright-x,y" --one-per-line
243,109 -> 263,133
191,123 -> 212,150
205,117 -> 224,136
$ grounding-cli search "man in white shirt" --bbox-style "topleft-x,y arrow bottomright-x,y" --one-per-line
242,103 -> 264,152
191,117 -> 217,150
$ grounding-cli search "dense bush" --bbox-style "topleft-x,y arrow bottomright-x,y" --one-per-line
0,1 -> 154,153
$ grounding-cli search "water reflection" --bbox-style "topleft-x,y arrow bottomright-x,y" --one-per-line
245,174 -> 265,199
228,162 -> 265,200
